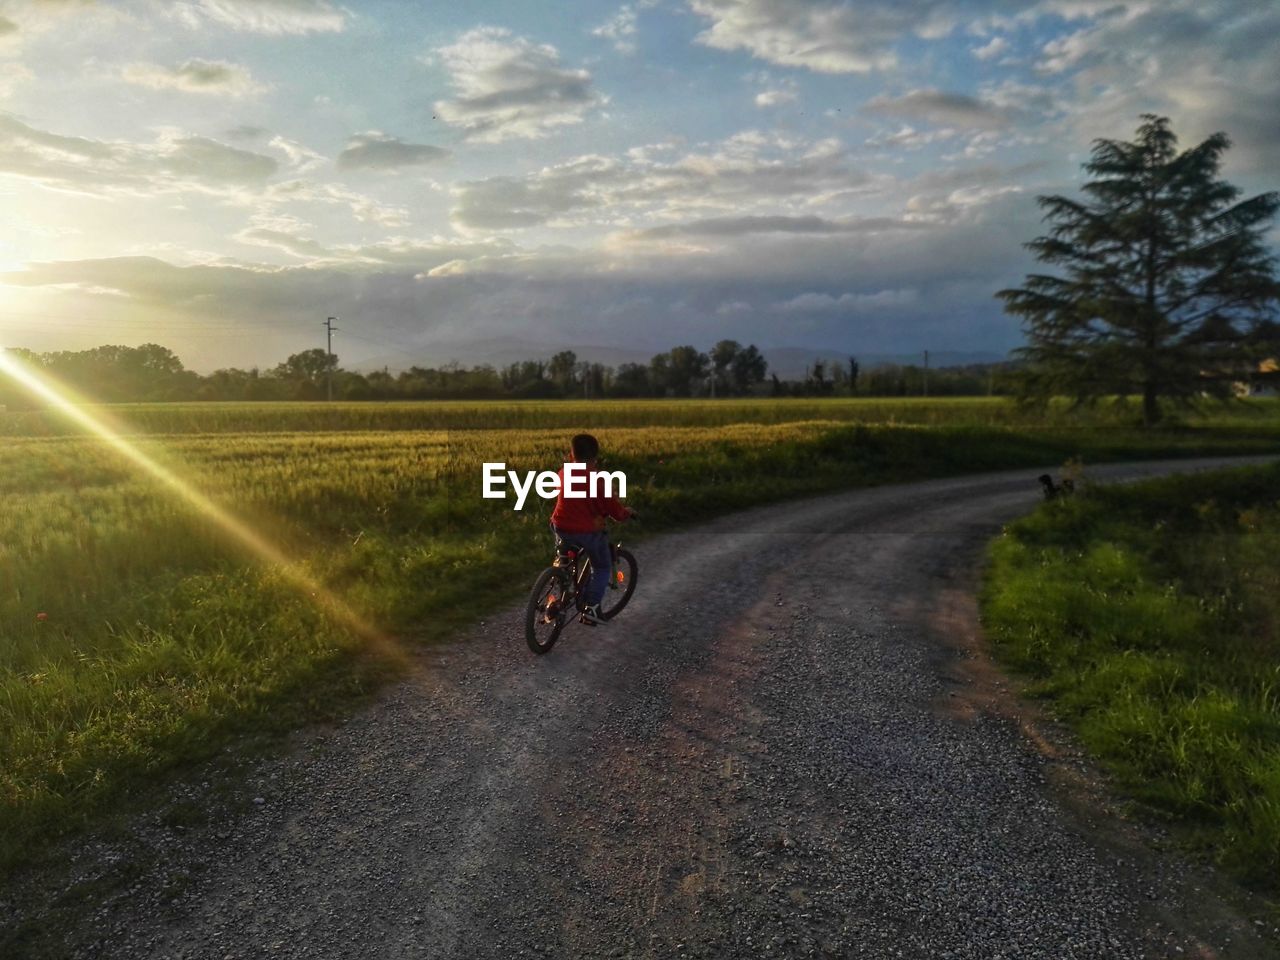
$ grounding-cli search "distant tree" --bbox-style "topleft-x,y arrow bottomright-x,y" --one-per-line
729,344 -> 767,394
337,371 -> 372,400
710,339 -> 741,396
0,347 -> 42,408
829,360 -> 848,393
648,352 -> 672,397
365,368 -> 396,399
612,362 -> 650,397
244,369 -> 285,401
999,115 -> 1280,425
664,345 -> 710,397
573,360 -> 609,398
32,343 -> 193,401
501,359 -> 548,395
548,350 -> 577,394
583,362 -> 609,398
813,359 -> 826,392
848,356 -> 859,394
274,348 -> 338,386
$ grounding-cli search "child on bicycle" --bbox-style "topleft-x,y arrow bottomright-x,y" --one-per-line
550,433 -> 636,626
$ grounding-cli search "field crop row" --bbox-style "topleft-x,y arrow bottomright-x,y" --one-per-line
5,395 -> 1277,436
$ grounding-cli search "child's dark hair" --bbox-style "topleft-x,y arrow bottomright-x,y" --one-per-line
571,433 -> 599,462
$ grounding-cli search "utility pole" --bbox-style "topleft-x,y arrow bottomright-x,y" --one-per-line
323,316 -> 338,401
922,349 -> 929,398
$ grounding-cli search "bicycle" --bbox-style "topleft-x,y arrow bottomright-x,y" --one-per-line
524,531 -> 638,654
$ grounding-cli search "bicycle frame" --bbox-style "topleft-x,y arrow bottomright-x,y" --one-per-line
553,540 -> 623,610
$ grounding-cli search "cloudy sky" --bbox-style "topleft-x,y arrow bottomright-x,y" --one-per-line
0,0 -> 1276,370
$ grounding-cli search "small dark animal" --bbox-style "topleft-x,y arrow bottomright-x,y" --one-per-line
1038,474 -> 1076,501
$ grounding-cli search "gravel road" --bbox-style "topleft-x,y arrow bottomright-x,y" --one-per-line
7,457 -> 1280,960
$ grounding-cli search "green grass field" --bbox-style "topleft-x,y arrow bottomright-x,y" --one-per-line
2,395 -> 1279,870
983,463 -> 1280,891
4,396 -> 1029,435
5,394 -> 1279,435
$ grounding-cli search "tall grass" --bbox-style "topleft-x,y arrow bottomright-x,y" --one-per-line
2,400 -> 1279,871
983,463 -> 1280,890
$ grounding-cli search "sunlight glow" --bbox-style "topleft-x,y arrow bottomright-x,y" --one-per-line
0,349 -> 399,659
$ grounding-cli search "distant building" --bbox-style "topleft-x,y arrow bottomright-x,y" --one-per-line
1232,357 -> 1279,397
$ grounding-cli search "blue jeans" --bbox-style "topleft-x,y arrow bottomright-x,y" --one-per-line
552,526 -> 611,606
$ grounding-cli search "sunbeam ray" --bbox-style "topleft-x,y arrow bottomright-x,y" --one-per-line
0,349 -> 399,660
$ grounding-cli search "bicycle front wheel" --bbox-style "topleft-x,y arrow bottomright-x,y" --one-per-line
600,547 -> 638,621
525,567 -> 571,654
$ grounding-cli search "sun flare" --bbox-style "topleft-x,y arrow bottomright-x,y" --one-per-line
0,349 -> 396,657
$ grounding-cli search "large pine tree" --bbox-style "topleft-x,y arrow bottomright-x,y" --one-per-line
999,115 -> 1279,425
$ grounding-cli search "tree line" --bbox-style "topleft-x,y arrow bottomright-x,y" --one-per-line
0,339 -> 1015,405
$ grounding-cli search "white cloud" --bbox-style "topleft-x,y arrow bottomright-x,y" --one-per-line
235,225 -> 333,260
868,125 -> 960,150
121,58 -> 263,97
1031,0 -> 1280,171
268,135 -> 326,173
778,288 -> 919,312
0,0 -> 127,47
233,226 -> 517,269
432,27 -> 605,143
1037,27 -> 1094,73
337,132 -> 450,171
166,0 -> 346,34
755,84 -> 797,107
263,179 -> 411,227
0,61 -> 32,99
451,131 -> 870,230
971,35 -> 1009,60
688,0 -> 958,74
591,5 -> 637,54
0,115 -> 278,197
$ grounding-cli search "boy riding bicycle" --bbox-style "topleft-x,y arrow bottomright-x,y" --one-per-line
550,433 -> 636,626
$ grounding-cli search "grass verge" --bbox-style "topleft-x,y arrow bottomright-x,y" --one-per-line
982,462 -> 1280,892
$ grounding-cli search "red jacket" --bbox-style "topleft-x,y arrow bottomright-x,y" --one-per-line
550,466 -> 630,533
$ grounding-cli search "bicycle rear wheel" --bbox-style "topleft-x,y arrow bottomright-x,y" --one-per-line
525,567 -> 570,654
599,547 -> 638,621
